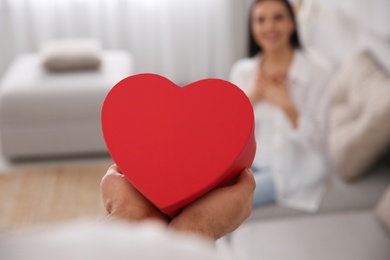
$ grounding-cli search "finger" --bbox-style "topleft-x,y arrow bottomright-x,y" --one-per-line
258,90 -> 266,100
107,164 -> 123,176
277,82 -> 285,89
101,165 -> 128,193
257,72 -> 267,82
262,87 -> 272,98
234,169 -> 255,219
256,74 -> 263,82
236,168 -> 256,192
261,75 -> 272,84
274,77 -> 284,85
261,72 -> 270,79
276,71 -> 285,78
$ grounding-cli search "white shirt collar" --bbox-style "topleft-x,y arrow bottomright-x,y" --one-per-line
287,50 -> 310,86
254,49 -> 310,86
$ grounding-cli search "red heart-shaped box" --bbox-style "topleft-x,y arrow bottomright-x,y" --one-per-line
102,73 -> 255,216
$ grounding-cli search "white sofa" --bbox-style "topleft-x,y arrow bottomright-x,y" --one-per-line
0,50 -> 132,158
229,160 -> 390,260
230,210 -> 390,260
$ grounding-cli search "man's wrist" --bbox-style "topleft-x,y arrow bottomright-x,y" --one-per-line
168,214 -> 217,241
107,206 -> 150,221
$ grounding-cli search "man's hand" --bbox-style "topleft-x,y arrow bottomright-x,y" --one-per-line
101,165 -> 255,240
168,169 -> 256,240
248,73 -> 268,105
249,72 -> 299,128
101,164 -> 169,223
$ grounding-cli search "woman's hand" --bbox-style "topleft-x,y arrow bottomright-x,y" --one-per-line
250,72 -> 299,128
247,73 -> 268,105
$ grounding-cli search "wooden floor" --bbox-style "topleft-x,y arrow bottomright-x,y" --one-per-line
0,162 -> 112,229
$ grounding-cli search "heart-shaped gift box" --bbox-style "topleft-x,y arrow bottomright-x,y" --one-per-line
102,73 -> 255,216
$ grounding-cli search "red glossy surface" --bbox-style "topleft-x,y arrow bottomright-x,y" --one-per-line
102,73 -> 255,216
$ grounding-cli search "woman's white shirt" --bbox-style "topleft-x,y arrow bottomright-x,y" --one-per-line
230,50 -> 332,212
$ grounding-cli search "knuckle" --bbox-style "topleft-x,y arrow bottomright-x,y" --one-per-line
100,170 -> 119,189
250,176 -> 256,191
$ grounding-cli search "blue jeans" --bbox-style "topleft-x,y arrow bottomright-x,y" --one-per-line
251,165 -> 276,206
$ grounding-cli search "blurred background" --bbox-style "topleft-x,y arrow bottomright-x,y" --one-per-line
0,0 -> 388,84
0,0 -> 389,259
0,0 -> 252,84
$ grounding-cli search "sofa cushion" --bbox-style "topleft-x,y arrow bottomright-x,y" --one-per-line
248,163 -> 390,221
231,211 -> 390,260
375,185 -> 390,232
0,50 -> 132,158
359,32 -> 390,75
368,0 -> 390,40
329,51 -> 390,181
41,38 -> 102,71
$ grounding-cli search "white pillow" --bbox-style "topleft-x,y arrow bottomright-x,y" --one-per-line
376,185 -> 390,233
358,33 -> 390,75
369,0 -> 390,40
329,52 -> 390,181
41,38 -> 102,71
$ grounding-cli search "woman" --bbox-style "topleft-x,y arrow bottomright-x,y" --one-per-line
230,0 -> 332,211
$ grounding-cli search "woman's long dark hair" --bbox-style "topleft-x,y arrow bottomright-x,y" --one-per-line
248,0 -> 301,57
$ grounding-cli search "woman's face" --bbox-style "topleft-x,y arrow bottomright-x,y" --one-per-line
251,0 -> 295,53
